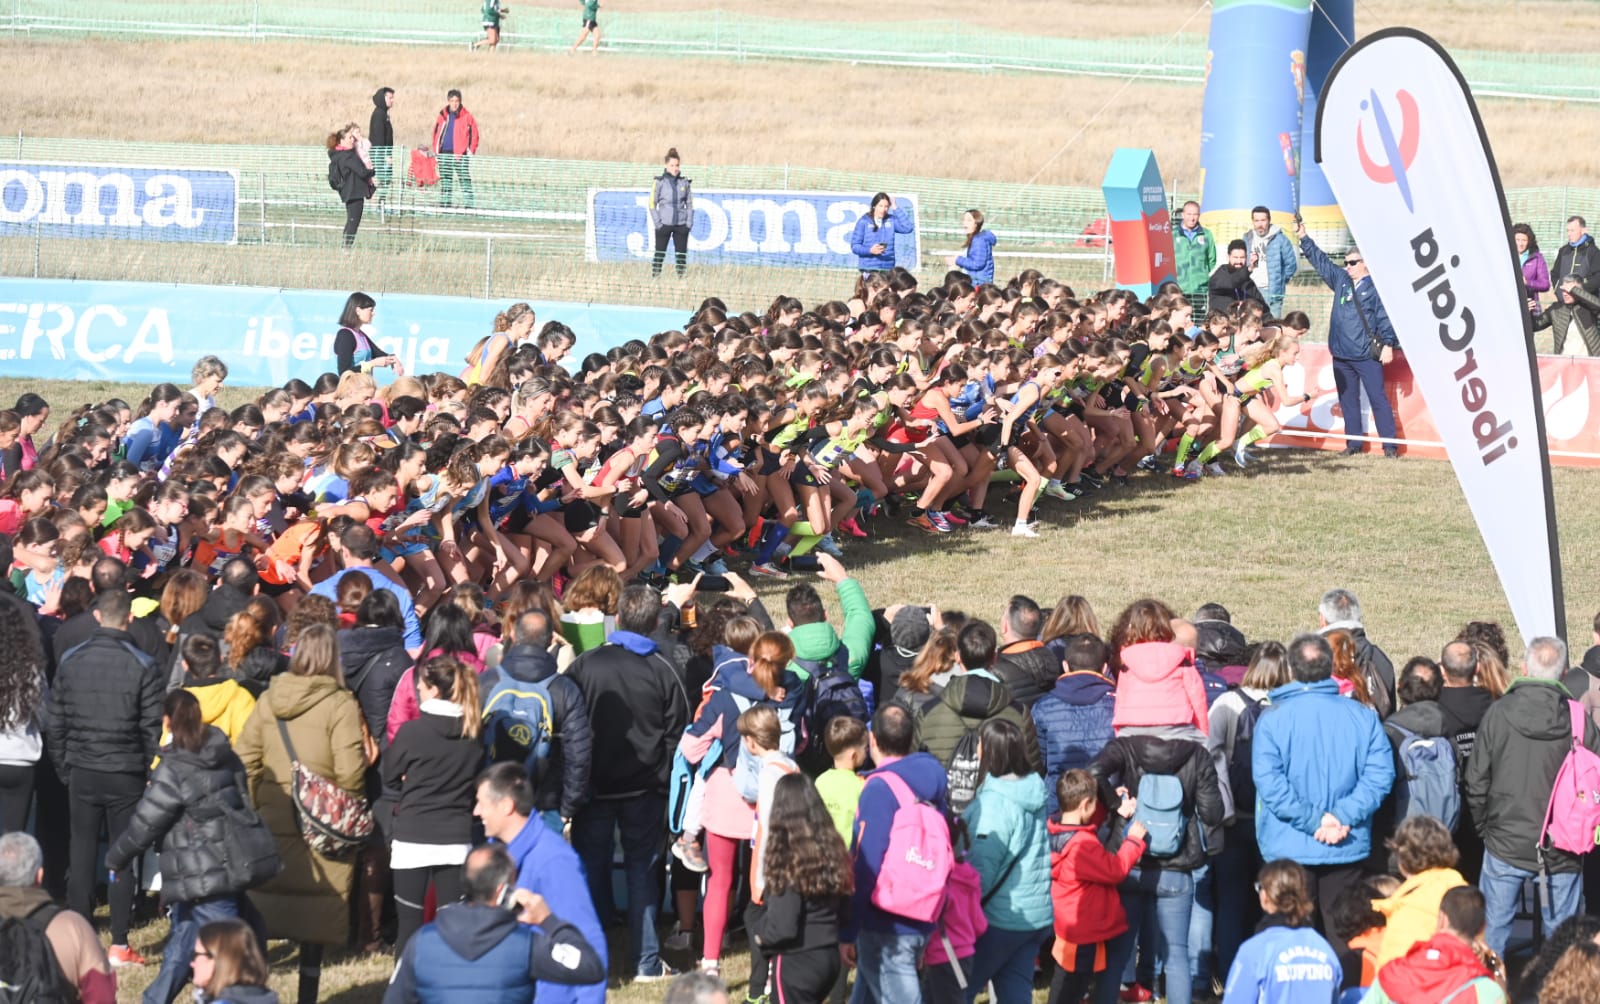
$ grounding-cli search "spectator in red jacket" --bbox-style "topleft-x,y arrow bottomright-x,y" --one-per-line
1046,769 -> 1145,1004
431,89 -> 480,209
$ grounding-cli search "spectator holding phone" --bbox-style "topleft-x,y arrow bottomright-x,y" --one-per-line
852,193 -> 914,275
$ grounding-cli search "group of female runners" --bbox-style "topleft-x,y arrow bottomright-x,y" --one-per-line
3,268 -> 1311,612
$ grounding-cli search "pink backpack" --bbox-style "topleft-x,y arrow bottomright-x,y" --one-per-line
870,771 -> 954,923
1537,701 -> 1600,857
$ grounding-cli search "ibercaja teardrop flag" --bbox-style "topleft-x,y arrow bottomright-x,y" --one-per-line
1314,28 -> 1564,645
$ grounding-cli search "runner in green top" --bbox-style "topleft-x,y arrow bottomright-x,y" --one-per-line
473,0 -> 508,51
571,0 -> 601,54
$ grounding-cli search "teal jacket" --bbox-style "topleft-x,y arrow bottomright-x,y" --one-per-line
788,578 -> 873,681
962,773 -> 1052,932
1174,224 -> 1217,297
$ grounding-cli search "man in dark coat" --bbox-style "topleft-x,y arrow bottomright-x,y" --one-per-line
369,86 -> 395,183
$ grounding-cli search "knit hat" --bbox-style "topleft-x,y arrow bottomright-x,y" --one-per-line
890,606 -> 932,656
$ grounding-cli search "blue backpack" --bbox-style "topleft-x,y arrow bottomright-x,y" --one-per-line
481,672 -> 555,780
1134,773 -> 1188,857
1390,724 -> 1461,831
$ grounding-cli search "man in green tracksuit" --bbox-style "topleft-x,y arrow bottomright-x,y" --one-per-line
1173,200 -> 1216,315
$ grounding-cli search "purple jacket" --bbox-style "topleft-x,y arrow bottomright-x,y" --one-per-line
1524,250 -> 1551,314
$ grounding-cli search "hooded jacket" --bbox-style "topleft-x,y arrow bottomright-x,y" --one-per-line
913,672 -> 1043,777
1372,867 -> 1467,969
850,207 -> 915,272
1208,263 -> 1267,306
963,772 -> 1052,932
1047,817 -> 1142,956
1112,641 -> 1210,734
384,903 -> 606,1004
503,813 -> 608,1004
1033,670 -> 1116,815
235,672 -> 366,944
369,88 -> 395,149
328,145 -> 374,203
992,639 -> 1060,708
1243,224 -> 1299,304
1090,726 -> 1224,873
385,704 -> 484,846
105,726 -> 258,904
788,578 -> 874,681
845,751 -> 949,940
1222,916 -> 1341,1004
1464,678 -> 1600,874
1253,678 -> 1394,866
1363,932 -> 1503,1004
338,624 -> 410,755
182,676 -> 257,745
1437,684 -> 1494,762
567,630 -> 689,798
480,642 -> 593,820
47,626 -> 164,778
954,228 -> 997,285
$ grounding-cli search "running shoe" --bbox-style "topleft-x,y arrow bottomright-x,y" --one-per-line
1118,984 -> 1154,1003
839,516 -> 868,538
1234,441 -> 1254,468
108,946 -> 147,968
936,509 -> 967,527
1176,464 -> 1200,481
705,556 -> 730,575
970,514 -> 1002,529
1171,465 -> 1189,479
1040,481 -> 1070,501
1185,460 -> 1203,479
633,964 -> 680,984
906,513 -> 942,534
1079,470 -> 1104,489
1065,481 -> 1088,497
815,534 -> 844,557
744,518 -> 766,551
749,561 -> 789,579
1011,522 -> 1039,538
670,835 -> 709,874
696,959 -> 721,979
1205,462 -> 1226,477
926,511 -> 954,532
1136,453 -> 1162,472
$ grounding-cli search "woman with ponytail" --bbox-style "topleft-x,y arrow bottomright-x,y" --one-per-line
383,654 -> 484,953
463,302 -> 535,388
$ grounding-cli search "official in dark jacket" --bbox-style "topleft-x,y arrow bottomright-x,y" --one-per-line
479,610 -> 593,826
107,694 -> 276,1004
383,844 -> 606,1004
46,590 -> 164,958
1552,217 -> 1600,296
1464,636 -> 1600,955
369,86 -> 395,182
1298,223 -> 1400,456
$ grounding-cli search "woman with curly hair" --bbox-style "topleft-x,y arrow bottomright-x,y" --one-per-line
1510,914 -> 1600,1004
0,600 -> 47,832
746,772 -> 852,1004
1373,815 -> 1467,968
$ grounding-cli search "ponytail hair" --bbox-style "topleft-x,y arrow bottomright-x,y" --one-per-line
418,655 -> 481,740
164,689 -> 206,753
748,631 -> 794,700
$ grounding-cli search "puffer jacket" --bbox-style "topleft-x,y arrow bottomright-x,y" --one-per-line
1253,678 -> 1394,866
1090,725 -> 1224,873
480,642 -> 594,820
963,773 -> 1052,932
106,726 -> 257,903
992,640 -> 1060,708
47,626 -> 164,777
1112,641 -> 1209,734
1032,670 -> 1116,815
648,171 -> 693,230
1373,867 -> 1466,969
913,672 -> 1042,776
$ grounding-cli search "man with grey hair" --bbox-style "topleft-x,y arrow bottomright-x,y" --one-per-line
1466,635 -> 1600,955
0,832 -> 114,1002
663,971 -> 730,1004
1317,588 -> 1396,717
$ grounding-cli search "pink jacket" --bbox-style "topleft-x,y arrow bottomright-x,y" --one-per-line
677,720 -> 757,840
925,859 -> 987,965
1111,641 -> 1209,734
386,648 -> 486,743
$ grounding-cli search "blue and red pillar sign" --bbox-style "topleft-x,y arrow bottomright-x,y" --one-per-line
1101,148 -> 1177,299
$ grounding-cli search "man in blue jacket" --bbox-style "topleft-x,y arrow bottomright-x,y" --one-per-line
1252,633 -> 1393,938
844,704 -> 949,1004
1243,206 -> 1299,315
1296,218 -> 1401,457
474,763 -> 609,1004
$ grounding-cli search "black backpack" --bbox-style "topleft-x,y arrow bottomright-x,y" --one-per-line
1226,691 -> 1269,819
797,647 -> 867,733
0,903 -> 75,1004
943,723 -> 983,814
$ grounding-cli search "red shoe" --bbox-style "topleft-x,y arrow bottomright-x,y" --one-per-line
839,516 -> 868,539
108,945 -> 147,968
745,517 -> 766,551
1118,984 -> 1153,1003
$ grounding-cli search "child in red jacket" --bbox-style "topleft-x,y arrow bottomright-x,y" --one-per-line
1046,769 -> 1147,1004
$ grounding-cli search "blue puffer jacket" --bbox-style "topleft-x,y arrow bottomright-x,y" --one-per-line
963,773 -> 1052,932
1300,235 -> 1398,361
955,228 -> 997,285
1253,678 -> 1394,866
1032,671 -> 1116,814
850,207 -> 914,272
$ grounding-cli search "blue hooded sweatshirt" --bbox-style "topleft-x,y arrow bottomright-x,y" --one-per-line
503,814 -> 609,1004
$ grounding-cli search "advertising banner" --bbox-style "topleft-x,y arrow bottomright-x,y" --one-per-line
1313,28 -> 1563,642
1101,148 -> 1176,298
0,278 -> 685,386
0,161 -> 239,244
587,188 -> 920,270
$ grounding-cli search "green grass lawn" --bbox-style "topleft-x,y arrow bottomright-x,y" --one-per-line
14,374 -> 1590,1001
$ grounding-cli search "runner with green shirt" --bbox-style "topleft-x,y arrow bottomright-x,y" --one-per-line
571,0 -> 601,54
474,0 -> 508,51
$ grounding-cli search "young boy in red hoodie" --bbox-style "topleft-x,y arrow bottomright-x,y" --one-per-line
1046,769 -> 1147,1004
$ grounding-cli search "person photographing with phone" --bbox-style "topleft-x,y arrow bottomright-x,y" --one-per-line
382,843 -> 606,1003
851,192 -> 915,276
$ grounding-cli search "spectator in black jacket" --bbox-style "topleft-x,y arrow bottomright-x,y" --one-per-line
1372,657 -> 1454,866
1553,216 -> 1600,296
106,690 -> 274,1004
1208,240 -> 1267,307
1317,588 -> 1396,718
567,583 -> 691,982
180,559 -> 259,651
51,557 -> 168,669
479,609 -> 592,829
369,87 -> 395,183
46,588 -> 164,966
1437,640 -> 1494,885
993,594 -> 1059,708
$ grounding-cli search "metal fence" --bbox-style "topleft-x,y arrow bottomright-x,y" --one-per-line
3,134 -> 1599,316
3,2 -> 1597,103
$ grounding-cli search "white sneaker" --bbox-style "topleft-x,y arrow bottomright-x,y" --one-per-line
1205,462 -> 1226,477
1012,522 -> 1039,538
